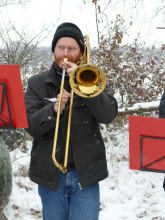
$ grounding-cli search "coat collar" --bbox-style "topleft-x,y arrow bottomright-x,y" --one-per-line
46,62 -> 60,87
46,61 -> 69,87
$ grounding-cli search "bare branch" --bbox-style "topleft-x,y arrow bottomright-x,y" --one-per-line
0,0 -> 31,7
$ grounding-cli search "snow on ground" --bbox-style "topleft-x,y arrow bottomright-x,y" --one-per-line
2,124 -> 165,220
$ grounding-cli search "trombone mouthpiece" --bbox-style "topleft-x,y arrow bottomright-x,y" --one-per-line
63,58 -> 68,69
63,58 -> 68,62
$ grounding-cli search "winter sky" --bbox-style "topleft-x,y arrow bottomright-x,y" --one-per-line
0,0 -> 164,49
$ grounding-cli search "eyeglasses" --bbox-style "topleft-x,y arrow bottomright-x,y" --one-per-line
56,45 -> 80,52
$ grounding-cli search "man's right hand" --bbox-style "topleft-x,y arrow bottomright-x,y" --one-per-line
54,91 -> 71,112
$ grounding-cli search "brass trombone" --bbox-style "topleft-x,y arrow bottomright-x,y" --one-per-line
52,35 -> 106,173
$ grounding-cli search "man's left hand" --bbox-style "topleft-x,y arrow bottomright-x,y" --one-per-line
62,61 -> 78,76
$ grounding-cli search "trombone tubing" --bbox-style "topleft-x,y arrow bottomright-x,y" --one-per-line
52,63 -> 74,173
52,67 -> 67,173
85,35 -> 90,64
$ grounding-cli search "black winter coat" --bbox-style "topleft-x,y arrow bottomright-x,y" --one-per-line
159,90 -> 165,189
24,62 -> 118,191
159,91 -> 165,118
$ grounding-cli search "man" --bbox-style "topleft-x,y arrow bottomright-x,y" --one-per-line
25,22 -> 118,220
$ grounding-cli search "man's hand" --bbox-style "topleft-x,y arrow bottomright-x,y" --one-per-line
54,91 -> 71,112
62,60 -> 78,76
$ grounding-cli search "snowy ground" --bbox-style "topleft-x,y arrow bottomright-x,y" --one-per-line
2,125 -> 165,220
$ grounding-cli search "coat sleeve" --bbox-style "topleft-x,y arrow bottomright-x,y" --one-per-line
24,78 -> 62,138
159,90 -> 165,119
83,85 -> 118,124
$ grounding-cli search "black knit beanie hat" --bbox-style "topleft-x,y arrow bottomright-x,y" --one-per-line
52,22 -> 84,53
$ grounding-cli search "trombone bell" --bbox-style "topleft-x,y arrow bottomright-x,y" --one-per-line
70,64 -> 106,97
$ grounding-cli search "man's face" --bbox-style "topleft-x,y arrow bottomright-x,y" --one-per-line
54,37 -> 82,68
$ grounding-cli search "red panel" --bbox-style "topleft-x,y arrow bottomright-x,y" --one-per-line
129,115 -> 165,172
0,65 -> 28,128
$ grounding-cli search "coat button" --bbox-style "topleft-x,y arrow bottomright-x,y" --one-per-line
48,116 -> 52,120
